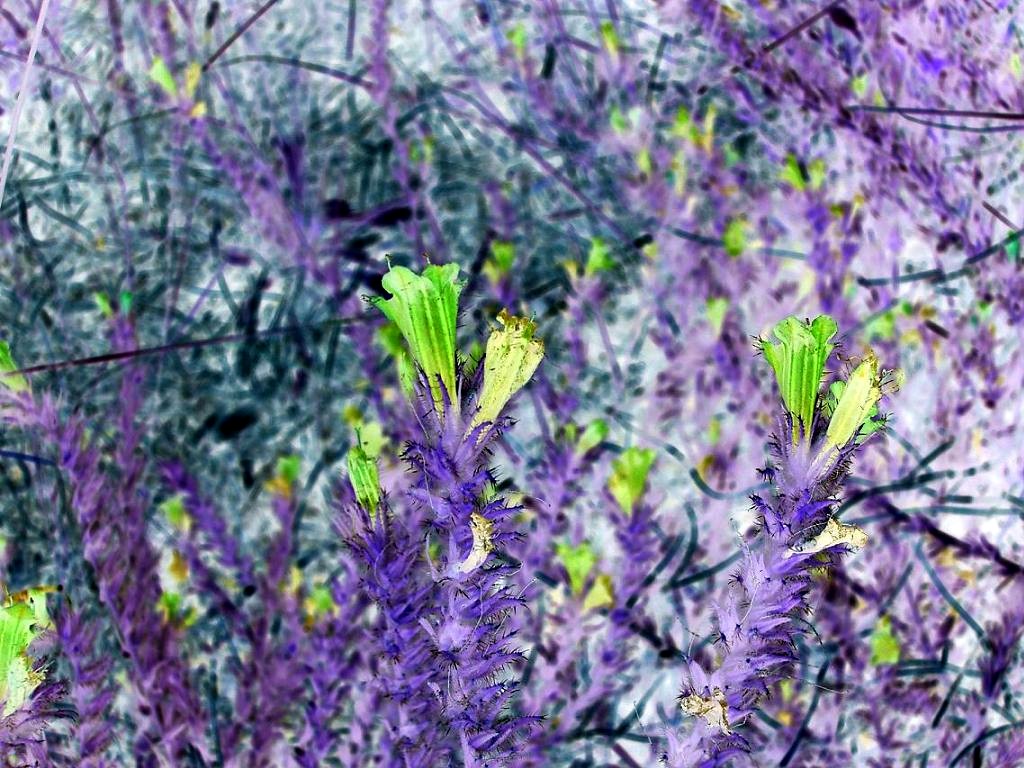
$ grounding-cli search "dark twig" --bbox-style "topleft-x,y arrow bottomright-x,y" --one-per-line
203,0 -> 284,71
4,317 -> 360,380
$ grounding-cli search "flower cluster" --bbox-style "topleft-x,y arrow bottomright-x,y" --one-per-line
0,0 -> 1021,764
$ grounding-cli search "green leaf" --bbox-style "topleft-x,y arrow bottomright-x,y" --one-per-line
608,447 -> 656,514
184,61 -> 202,98
706,416 -> 721,445
575,419 -> 609,456
369,264 -> 463,411
507,23 -> 527,58
780,154 -> 806,191
157,591 -> 183,623
705,297 -> 729,336
636,147 -> 652,176
759,315 -> 838,441
807,159 -> 826,190
484,240 -> 516,284
490,240 -> 516,272
305,584 -> 337,620
672,107 -> 692,138
609,106 -> 628,134
1006,235 -> 1020,262
471,311 -> 544,429
148,56 -> 178,98
347,445 -> 381,515
722,218 -> 746,257
599,20 -> 619,55
555,541 -> 598,595
582,573 -> 615,611
869,616 -> 901,666
276,455 -> 301,486
0,341 -> 29,393
864,309 -> 895,341
585,237 -> 614,275
94,292 -> 114,318
160,495 -> 189,531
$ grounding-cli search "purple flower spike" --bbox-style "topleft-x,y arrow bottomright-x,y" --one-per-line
671,315 -> 900,764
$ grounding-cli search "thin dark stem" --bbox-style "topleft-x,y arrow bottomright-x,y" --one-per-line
5,317 -> 360,379
845,105 -> 1024,121
203,0 -> 284,71
760,2 -> 839,55
983,201 -> 1020,230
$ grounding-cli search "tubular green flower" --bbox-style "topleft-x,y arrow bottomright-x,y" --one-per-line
759,315 -> 838,443
369,264 -> 463,412
471,311 -> 545,429
824,351 -> 882,450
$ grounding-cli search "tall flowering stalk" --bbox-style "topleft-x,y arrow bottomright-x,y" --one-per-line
343,263 -> 544,764
669,314 -> 900,764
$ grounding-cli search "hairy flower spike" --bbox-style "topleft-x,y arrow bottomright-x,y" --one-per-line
369,263 -> 464,411
472,311 -> 545,429
759,315 -> 838,442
